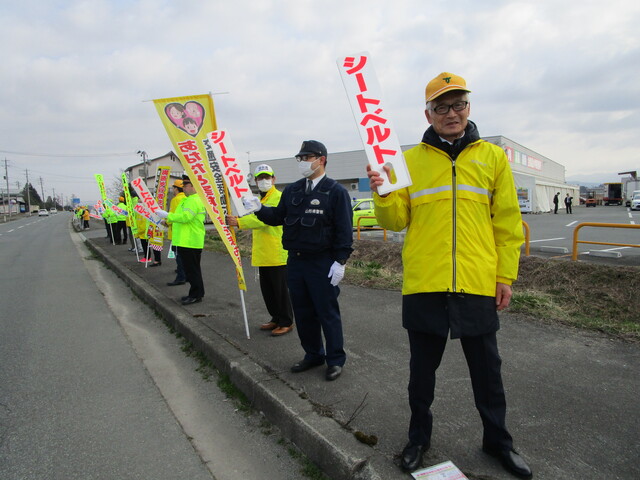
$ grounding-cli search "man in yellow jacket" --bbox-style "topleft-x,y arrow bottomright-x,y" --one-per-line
157,178 -> 206,305
226,165 -> 294,336
367,72 -> 530,478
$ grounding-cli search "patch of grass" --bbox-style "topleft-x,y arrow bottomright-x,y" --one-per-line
287,447 -> 330,480
217,372 -> 252,414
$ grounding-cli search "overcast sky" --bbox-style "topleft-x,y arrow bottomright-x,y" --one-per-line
1,0 -> 639,205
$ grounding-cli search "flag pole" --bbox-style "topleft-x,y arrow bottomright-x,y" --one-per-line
238,288 -> 250,339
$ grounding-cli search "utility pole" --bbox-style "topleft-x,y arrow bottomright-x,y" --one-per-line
16,181 -> 20,214
39,177 -> 45,207
25,169 -> 32,215
52,188 -> 56,209
3,158 -> 11,218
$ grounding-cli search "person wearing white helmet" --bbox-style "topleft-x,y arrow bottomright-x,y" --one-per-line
226,164 -> 294,336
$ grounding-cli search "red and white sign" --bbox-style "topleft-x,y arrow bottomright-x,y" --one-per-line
337,52 -> 411,195
207,130 -> 251,216
131,177 -> 164,227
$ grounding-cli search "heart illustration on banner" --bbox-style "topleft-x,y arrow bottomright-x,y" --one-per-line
164,101 -> 205,137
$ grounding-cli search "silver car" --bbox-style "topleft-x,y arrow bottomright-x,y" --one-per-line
631,194 -> 640,211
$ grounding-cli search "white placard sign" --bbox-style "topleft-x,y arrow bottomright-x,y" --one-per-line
130,176 -> 165,227
207,130 -> 252,217
337,51 -> 412,195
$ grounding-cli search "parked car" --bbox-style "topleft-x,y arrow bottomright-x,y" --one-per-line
352,198 -> 377,228
38,209 -> 49,216
585,197 -> 597,208
631,194 -> 640,211
49,208 -> 57,214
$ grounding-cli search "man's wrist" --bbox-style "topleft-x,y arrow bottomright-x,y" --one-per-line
336,259 -> 347,265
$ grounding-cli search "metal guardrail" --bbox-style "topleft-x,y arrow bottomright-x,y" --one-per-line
571,222 -> 640,261
355,216 -> 387,241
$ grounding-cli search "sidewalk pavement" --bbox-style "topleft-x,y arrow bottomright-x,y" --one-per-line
79,225 -> 639,480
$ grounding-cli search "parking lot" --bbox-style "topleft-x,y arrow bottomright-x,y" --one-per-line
355,204 -> 640,267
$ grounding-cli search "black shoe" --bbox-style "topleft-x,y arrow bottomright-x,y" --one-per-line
483,446 -> 532,479
400,442 -> 429,471
167,280 -> 186,286
181,297 -> 202,305
326,365 -> 342,381
290,358 -> 324,373
180,295 -> 190,301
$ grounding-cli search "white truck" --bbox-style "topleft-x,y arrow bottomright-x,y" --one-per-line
623,180 -> 640,207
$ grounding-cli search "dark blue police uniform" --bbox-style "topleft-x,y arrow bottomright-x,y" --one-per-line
255,175 -> 353,367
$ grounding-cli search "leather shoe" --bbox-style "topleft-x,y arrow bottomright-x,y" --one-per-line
181,297 -> 202,305
271,325 -> 294,336
167,281 -> 186,286
325,365 -> 342,381
483,446 -> 532,479
180,295 -> 190,301
260,321 -> 277,330
291,358 -> 324,373
400,442 -> 429,471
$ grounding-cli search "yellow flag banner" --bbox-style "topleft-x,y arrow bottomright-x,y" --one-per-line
95,174 -> 107,203
152,94 -> 246,291
121,172 -> 138,236
149,166 -> 172,250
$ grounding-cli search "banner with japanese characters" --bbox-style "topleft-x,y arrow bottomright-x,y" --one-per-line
94,174 -> 107,203
337,52 -> 412,195
130,176 -> 165,228
207,130 -> 252,217
121,172 -> 138,236
149,166 -> 171,251
152,94 -> 246,291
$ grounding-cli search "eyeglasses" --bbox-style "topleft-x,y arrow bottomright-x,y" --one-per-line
295,154 -> 318,162
431,101 -> 469,115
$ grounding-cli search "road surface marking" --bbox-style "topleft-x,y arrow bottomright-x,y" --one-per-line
529,237 -> 565,243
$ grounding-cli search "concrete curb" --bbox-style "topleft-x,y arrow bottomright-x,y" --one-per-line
85,238 -> 382,480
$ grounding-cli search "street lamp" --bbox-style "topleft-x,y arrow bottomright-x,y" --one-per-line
137,150 -> 149,181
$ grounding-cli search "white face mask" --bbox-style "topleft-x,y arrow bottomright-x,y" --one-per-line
298,159 -> 319,178
257,179 -> 272,192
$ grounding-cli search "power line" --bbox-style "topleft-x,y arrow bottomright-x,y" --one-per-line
0,149 -> 134,158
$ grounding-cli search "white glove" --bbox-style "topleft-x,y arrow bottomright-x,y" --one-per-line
242,195 -> 262,212
327,261 -> 345,286
155,209 -> 169,219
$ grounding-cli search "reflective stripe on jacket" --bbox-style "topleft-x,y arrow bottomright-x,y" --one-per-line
237,186 -> 287,267
374,139 -> 524,297
167,194 -> 206,249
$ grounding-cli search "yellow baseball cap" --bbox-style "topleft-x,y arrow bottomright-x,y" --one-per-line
425,72 -> 471,102
173,179 -> 184,188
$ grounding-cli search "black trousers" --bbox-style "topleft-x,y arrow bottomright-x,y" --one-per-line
287,254 -> 345,367
139,239 -> 160,262
178,246 -> 204,299
259,265 -> 293,327
171,245 -> 186,282
407,330 -> 513,450
116,220 -> 127,243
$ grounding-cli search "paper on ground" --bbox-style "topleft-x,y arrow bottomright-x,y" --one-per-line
411,460 -> 468,479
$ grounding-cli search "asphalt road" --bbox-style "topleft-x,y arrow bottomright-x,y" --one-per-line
0,213 -> 304,480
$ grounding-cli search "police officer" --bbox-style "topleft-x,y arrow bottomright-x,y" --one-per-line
244,140 -> 353,381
